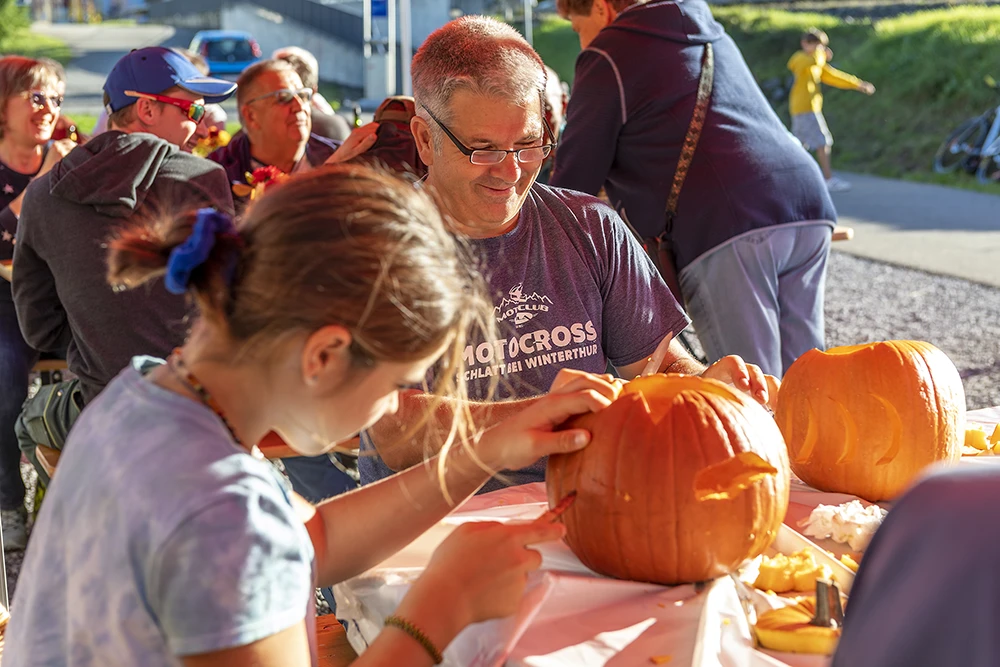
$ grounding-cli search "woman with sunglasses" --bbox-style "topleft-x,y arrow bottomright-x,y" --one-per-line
0,55 -> 76,550
6,164 -> 618,666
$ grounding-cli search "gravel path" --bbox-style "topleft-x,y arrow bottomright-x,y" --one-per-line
4,249 -> 999,603
824,250 -> 1000,410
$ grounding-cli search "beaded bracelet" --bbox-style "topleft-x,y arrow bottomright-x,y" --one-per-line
384,614 -> 444,664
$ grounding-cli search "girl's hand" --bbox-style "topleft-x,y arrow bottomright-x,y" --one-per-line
476,370 -> 621,471
399,520 -> 565,640
326,122 -> 379,164
701,355 -> 778,411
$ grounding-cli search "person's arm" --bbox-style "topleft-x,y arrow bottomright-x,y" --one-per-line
615,336 -> 774,408
326,122 -> 380,164
186,517 -> 570,667
549,49 -> 625,195
0,206 -> 18,261
12,184 -> 71,353
367,391 -> 540,471
0,138 -> 76,227
820,63 -> 867,91
3,190 -> 27,219
307,371 -> 618,587
616,337 -> 704,379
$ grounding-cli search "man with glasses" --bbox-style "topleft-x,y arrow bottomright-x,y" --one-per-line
357,16 -> 774,492
210,59 -> 371,213
11,47 -> 237,485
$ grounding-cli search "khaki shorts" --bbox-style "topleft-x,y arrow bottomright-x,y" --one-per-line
791,112 -> 834,150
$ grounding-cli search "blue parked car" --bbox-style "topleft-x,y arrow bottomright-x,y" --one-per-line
189,30 -> 262,76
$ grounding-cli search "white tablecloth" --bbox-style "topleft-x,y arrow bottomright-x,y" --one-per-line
334,482 -> 845,667
334,407 -> 1000,666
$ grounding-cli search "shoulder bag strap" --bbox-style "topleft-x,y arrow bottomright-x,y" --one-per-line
662,42 -> 714,241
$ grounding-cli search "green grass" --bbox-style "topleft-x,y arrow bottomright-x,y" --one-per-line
535,16 -> 583,86
69,114 -> 98,135
0,31 -> 73,65
535,6 -> 1000,191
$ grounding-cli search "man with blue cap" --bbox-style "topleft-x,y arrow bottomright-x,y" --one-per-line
101,45 -> 237,152
11,47 -> 238,489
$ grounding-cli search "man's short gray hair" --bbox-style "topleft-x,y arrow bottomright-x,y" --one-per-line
412,16 -> 547,132
236,58 -> 299,108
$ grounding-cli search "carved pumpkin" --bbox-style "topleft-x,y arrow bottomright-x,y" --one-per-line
776,341 -> 965,502
546,375 -> 790,585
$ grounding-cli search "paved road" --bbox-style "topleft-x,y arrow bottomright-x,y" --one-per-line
31,23 -> 198,114
830,172 -> 1000,287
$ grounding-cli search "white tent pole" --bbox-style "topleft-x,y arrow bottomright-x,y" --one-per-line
400,0 -> 412,95
387,0 -> 397,95
523,0 -> 533,45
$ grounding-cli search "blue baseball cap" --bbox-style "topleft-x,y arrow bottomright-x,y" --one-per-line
103,47 -> 237,114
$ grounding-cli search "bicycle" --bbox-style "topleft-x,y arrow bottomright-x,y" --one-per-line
934,76 -> 1000,185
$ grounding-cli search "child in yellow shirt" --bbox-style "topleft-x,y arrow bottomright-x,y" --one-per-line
788,28 -> 875,192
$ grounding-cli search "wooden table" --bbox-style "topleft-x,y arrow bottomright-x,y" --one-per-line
318,616 -> 357,666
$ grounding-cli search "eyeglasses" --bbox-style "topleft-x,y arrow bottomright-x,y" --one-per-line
124,91 -> 206,123
244,87 -> 314,106
21,91 -> 64,110
422,104 -> 556,166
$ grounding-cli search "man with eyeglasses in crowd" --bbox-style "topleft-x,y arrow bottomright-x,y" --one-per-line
357,16 -> 774,492
11,47 -> 237,485
209,59 -> 376,214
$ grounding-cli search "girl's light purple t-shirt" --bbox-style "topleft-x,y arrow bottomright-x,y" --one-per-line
6,359 -> 316,666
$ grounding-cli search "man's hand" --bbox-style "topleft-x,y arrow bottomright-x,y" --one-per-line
326,122 -> 379,164
858,81 -> 876,95
701,356 -> 778,410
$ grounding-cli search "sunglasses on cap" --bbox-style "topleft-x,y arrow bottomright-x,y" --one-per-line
22,90 -> 64,110
244,87 -> 314,106
124,90 -> 207,123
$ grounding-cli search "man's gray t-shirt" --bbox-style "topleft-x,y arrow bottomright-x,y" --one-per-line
6,359 -> 316,666
360,183 -> 688,491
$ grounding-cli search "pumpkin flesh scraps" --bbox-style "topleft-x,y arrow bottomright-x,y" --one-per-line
693,452 -> 778,501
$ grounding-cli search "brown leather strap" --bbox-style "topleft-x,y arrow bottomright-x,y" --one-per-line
663,43 -> 714,238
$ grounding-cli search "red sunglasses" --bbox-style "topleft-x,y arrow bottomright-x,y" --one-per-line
124,91 -> 206,123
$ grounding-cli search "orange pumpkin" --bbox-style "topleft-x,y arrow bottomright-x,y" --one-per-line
546,374 -> 790,585
776,341 -> 965,502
